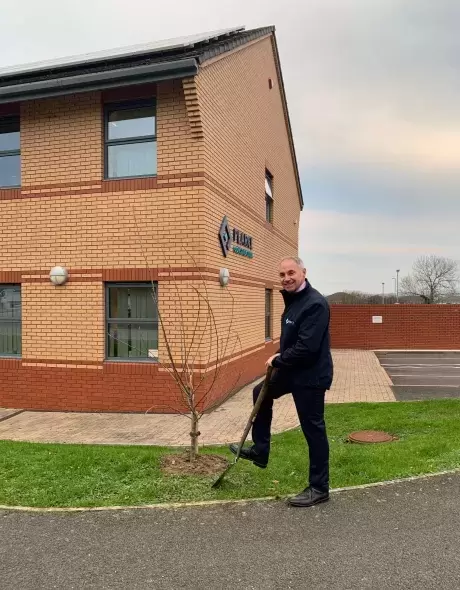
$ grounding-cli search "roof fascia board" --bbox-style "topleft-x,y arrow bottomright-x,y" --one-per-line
0,58 -> 198,104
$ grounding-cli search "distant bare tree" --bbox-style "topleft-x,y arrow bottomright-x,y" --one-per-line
328,291 -> 397,304
366,294 -> 382,305
400,255 -> 460,304
342,291 -> 368,304
328,290 -> 369,304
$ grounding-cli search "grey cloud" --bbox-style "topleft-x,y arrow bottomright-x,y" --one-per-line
1,0 -> 458,292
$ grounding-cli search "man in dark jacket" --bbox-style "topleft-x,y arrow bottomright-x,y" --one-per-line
230,257 -> 333,507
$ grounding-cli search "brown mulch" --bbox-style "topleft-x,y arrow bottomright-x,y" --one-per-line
160,452 -> 229,476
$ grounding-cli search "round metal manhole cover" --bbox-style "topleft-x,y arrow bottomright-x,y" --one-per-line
347,430 -> 396,444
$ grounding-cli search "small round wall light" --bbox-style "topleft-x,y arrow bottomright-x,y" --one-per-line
219,268 -> 230,287
49,266 -> 69,286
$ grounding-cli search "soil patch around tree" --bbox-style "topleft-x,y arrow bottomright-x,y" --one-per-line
160,452 -> 229,476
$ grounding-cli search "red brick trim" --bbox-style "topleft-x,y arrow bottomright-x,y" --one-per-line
24,276 -> 103,284
18,340 -> 271,373
102,268 -> 158,282
0,340 -> 280,412
18,172 -> 206,193
157,172 -> 205,181
161,274 -> 220,283
22,180 -> 101,191
0,358 -> 21,368
7,267 -> 276,286
0,188 -> 21,200
22,359 -> 102,367
102,361 -> 157,374
158,180 -> 205,188
101,177 -> 158,192
1,174 -> 207,201
0,271 -> 22,283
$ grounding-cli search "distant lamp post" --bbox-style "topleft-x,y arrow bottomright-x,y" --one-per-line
396,269 -> 400,303
382,282 -> 385,304
393,277 -> 396,299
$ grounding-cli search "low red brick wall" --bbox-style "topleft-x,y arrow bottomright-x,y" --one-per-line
330,305 -> 460,349
0,342 -> 277,413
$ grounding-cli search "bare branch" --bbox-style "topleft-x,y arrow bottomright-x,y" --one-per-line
128,212 -> 245,460
144,403 -> 192,419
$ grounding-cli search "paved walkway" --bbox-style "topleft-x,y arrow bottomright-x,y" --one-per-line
0,350 -> 395,446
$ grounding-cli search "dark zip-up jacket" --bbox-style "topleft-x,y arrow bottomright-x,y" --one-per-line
272,281 -> 333,389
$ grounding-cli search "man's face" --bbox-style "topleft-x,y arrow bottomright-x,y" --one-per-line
279,259 -> 306,292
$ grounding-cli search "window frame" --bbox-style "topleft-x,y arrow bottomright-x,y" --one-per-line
0,115 -> 21,188
0,284 -> 22,357
265,170 -> 274,223
105,282 -> 159,362
265,288 -> 272,341
103,99 -> 157,180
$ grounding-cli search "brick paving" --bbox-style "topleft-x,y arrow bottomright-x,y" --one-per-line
0,408 -> 23,422
0,350 -> 395,446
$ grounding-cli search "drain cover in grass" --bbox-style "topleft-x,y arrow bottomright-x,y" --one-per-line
347,430 -> 397,444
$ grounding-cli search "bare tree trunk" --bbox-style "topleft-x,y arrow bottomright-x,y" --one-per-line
189,411 -> 200,462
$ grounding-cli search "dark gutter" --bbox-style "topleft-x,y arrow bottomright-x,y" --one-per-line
0,58 -> 198,104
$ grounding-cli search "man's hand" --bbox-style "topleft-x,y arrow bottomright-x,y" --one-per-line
265,354 -> 280,368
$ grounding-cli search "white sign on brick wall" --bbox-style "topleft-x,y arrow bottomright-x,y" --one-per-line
372,316 -> 383,324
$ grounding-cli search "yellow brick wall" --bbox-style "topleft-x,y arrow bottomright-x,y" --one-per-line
1,35 -> 300,366
22,282 -> 104,361
197,36 -> 301,244
196,36 -> 301,346
21,93 -> 103,186
157,80 -> 204,175
157,280 -> 280,367
0,190 -> 204,269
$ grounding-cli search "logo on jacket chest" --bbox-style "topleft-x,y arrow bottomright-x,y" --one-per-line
285,318 -> 295,325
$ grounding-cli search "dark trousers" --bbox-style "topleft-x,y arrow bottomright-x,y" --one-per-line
252,375 -> 329,492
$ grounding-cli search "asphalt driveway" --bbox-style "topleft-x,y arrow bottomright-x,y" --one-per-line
0,473 -> 459,590
376,351 -> 460,400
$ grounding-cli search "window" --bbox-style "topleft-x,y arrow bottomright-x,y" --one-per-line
0,116 -> 20,187
265,289 -> 272,340
0,285 -> 21,356
106,283 -> 158,360
265,170 -> 273,222
104,100 -> 157,179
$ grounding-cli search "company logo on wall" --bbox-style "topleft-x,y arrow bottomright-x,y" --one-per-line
218,216 -> 253,259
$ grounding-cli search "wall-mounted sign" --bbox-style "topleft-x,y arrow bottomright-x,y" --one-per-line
219,216 -> 253,259
372,316 -> 383,324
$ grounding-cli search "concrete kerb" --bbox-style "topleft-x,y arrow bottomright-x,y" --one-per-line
1,467 -> 459,513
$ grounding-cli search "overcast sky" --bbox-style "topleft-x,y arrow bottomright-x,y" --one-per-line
2,0 -> 459,294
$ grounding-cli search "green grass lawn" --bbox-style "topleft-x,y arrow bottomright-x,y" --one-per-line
1,399 -> 460,508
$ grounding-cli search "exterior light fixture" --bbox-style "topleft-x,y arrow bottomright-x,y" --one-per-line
49,266 -> 69,286
219,268 -> 230,287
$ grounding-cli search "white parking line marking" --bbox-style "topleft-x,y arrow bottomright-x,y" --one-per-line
392,384 -> 460,388
391,375 -> 460,378
381,357 -> 460,360
382,364 -> 460,368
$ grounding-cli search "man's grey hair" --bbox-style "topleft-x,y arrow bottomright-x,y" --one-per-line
280,256 -> 305,269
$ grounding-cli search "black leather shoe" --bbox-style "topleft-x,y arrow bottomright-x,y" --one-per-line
229,444 -> 268,468
287,486 -> 330,507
